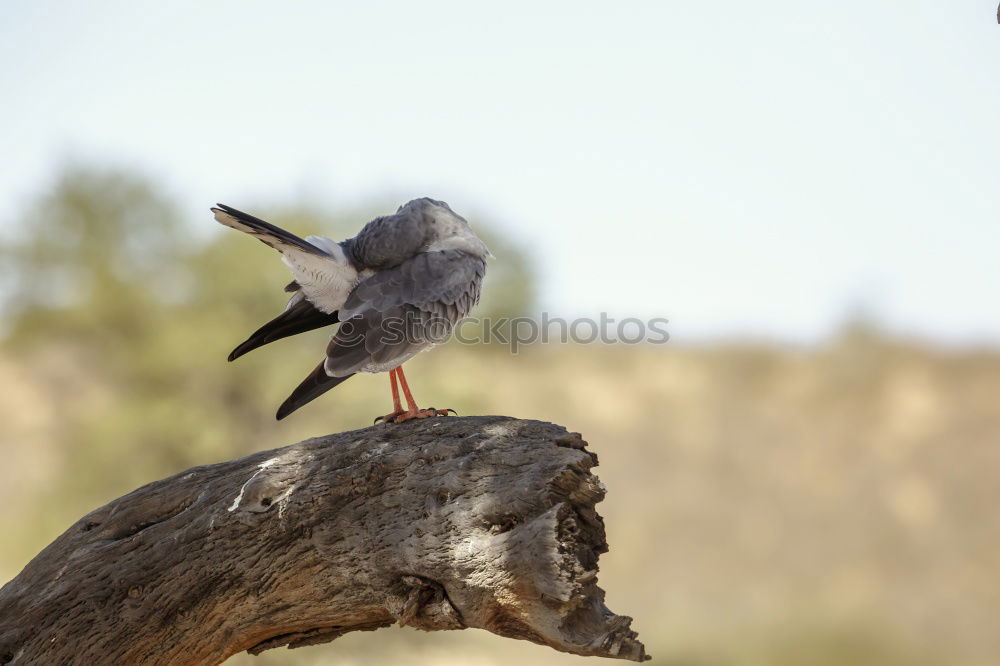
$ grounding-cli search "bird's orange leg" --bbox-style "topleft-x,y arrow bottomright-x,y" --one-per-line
374,368 -> 406,423
397,365 -> 419,413
383,365 -> 455,424
390,368 -> 402,413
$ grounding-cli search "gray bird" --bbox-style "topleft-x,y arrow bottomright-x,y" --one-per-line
212,198 -> 490,422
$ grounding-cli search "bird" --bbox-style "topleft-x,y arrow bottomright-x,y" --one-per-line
212,198 -> 490,423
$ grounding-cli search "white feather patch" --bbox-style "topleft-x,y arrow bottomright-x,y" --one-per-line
281,248 -> 359,314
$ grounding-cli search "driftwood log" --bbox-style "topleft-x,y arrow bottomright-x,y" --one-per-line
0,416 -> 648,664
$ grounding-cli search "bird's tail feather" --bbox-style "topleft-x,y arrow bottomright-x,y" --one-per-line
212,203 -> 331,257
229,300 -> 340,361
276,362 -> 354,420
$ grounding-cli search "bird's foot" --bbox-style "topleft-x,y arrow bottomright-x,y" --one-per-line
374,409 -> 407,424
380,407 -> 456,424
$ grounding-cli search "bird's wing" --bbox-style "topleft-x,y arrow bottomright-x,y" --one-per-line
275,250 -> 485,419
328,249 -> 486,375
227,292 -> 340,361
212,204 -> 359,314
276,362 -> 353,420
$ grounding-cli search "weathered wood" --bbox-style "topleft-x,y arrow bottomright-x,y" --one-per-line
0,416 -> 648,664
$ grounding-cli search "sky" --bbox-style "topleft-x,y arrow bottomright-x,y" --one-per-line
1,1 -> 998,345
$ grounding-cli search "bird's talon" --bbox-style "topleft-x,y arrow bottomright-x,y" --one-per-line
378,407 -> 456,424
376,410 -> 406,424
420,407 -> 456,418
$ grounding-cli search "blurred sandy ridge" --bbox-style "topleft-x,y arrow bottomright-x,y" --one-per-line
1,168 -> 998,666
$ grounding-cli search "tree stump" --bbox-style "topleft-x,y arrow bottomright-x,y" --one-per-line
0,416 -> 649,664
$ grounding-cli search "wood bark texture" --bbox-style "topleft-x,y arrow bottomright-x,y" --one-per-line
0,416 -> 649,664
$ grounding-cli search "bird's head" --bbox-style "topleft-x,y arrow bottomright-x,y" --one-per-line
405,197 -> 493,259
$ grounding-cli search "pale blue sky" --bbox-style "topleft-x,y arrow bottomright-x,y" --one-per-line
1,1 -> 998,344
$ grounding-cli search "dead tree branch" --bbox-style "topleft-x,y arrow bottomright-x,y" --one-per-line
0,416 -> 648,664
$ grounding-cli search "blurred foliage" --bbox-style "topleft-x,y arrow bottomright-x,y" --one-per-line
2,166 -> 1000,666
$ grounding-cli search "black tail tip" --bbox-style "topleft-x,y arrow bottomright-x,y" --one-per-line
275,394 -> 304,420
227,341 -> 253,362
